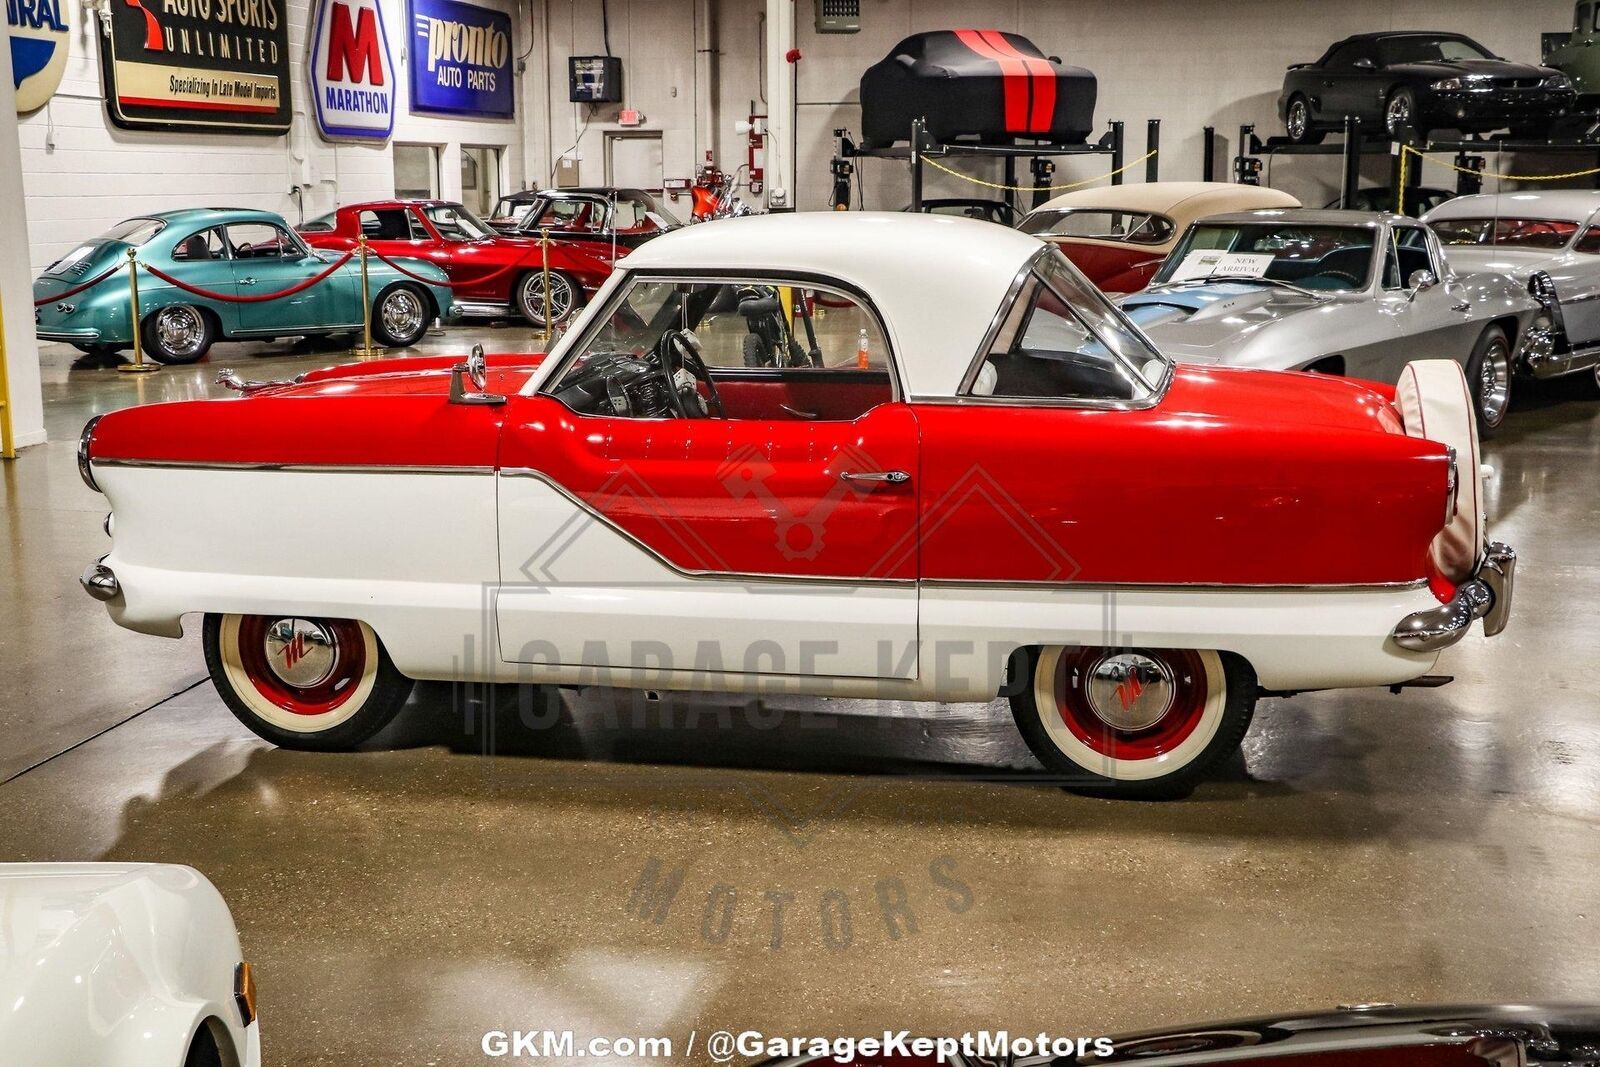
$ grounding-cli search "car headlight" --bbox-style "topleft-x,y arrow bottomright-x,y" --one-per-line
1432,77 -> 1462,90
77,414 -> 103,493
1544,73 -> 1573,90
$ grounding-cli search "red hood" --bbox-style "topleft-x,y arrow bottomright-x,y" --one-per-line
1163,364 -> 1406,436
283,353 -> 546,394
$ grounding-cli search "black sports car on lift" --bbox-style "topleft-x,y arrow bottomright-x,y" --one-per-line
1279,31 -> 1575,143
859,29 -> 1096,149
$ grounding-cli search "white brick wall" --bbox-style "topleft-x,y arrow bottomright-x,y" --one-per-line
17,0 -> 526,276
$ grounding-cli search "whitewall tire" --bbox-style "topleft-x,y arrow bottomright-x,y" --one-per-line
1009,646 -> 1256,797
203,613 -> 414,751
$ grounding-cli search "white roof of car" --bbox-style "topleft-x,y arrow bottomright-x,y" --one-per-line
1424,190 -> 1600,225
583,212 -> 1044,397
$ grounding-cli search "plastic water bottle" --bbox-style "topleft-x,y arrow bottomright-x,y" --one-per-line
856,328 -> 870,369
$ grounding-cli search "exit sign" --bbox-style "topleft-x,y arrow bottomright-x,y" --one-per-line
619,108 -> 642,126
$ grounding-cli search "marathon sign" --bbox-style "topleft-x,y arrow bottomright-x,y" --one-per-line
97,0 -> 292,132
407,0 -> 512,119
308,0 -> 393,140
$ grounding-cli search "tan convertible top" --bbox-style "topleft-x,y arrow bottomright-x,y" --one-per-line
1028,182 -> 1302,252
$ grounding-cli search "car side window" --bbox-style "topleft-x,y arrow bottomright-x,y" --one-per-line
172,228 -> 226,261
359,209 -> 418,241
975,271 -> 1150,402
1393,226 -> 1436,284
225,223 -> 297,260
548,277 -> 895,422
1325,42 -> 1366,69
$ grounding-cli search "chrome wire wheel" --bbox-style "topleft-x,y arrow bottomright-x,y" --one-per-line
519,271 -> 576,326
154,305 -> 205,359
1286,98 -> 1309,141
1478,333 -> 1512,429
379,287 -> 425,342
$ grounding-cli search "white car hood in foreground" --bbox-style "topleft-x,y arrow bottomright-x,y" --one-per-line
0,863 -> 257,1067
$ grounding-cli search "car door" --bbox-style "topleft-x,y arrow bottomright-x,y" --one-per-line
1375,223 -> 1482,377
1555,221 -> 1600,348
225,221 -> 333,333
165,226 -> 242,333
494,275 -> 920,684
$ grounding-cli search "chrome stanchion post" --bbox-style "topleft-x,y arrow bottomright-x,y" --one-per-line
353,235 -> 378,359
540,227 -> 553,347
117,248 -> 157,375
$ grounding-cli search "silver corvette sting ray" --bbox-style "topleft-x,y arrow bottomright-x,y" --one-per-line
1118,208 -> 1544,433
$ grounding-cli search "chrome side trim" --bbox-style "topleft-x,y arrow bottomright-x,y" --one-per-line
92,458 -> 495,475
498,466 -> 915,587
80,559 -> 120,602
1391,541 -> 1515,652
922,577 -> 1431,592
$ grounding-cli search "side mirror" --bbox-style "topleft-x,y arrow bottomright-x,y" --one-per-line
449,343 -> 506,405
1407,269 -> 1438,298
1354,57 -> 1376,70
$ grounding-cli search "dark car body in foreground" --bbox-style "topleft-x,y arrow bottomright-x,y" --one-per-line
1279,31 -> 1574,142
750,1004 -> 1600,1067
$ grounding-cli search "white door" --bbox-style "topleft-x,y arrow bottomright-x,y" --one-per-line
605,132 -> 664,191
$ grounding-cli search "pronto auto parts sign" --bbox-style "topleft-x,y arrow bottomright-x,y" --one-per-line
8,0 -> 69,112
407,0 -> 512,119
308,0 -> 393,140
98,0 -> 292,132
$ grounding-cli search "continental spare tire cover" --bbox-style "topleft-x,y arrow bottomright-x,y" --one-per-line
1396,359 -> 1484,583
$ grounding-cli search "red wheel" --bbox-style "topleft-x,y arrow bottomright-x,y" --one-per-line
204,613 -> 414,751
1010,646 -> 1255,796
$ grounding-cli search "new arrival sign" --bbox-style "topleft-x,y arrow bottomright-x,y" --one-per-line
7,0 -> 69,113
97,0 -> 292,132
308,0 -> 394,140
407,0 -> 512,119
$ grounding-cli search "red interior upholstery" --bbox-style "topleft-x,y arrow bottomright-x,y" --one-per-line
708,371 -> 893,422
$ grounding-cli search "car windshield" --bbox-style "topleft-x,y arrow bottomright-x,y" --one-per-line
299,212 -> 337,233
424,204 -> 495,240
1153,222 -> 1376,291
98,217 -> 165,246
491,198 -> 539,225
1378,34 -> 1493,65
1431,217 -> 1581,250
1020,208 -> 1174,244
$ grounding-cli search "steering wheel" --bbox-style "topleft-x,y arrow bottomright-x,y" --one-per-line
660,328 -> 725,418
1307,270 -> 1361,286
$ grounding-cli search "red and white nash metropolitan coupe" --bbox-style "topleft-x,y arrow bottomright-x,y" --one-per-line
76,213 -> 1515,795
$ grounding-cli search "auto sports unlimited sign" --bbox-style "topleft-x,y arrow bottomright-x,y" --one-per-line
308,0 -> 393,140
8,0 -> 69,112
98,0 -> 291,132
407,0 -> 512,119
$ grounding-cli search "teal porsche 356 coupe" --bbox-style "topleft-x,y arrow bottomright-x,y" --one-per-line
33,208 -> 458,364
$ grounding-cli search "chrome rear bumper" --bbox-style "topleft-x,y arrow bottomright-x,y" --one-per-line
1392,542 -> 1516,653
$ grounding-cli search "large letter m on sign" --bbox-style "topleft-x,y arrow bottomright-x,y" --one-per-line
326,1 -> 385,85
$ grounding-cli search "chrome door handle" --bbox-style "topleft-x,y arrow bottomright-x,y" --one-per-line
1452,300 -> 1471,312
239,277 -> 257,285
840,469 -> 910,485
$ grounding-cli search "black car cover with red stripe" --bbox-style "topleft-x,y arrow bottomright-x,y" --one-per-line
860,30 -> 1097,149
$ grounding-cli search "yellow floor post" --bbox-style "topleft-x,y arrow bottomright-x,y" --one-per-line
117,248 -> 157,375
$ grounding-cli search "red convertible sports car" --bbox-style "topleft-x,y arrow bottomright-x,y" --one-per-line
298,199 -> 612,328
75,213 -> 1514,797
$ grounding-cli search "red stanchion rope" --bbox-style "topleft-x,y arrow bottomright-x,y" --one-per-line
140,250 -> 355,303
364,245 -> 527,290
34,262 -> 124,305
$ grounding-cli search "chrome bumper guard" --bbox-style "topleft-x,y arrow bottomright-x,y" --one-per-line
80,558 -> 121,602
1392,542 -> 1516,653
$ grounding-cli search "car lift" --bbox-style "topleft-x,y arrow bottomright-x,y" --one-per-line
830,117 -> 1162,215
1211,113 -> 1600,212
